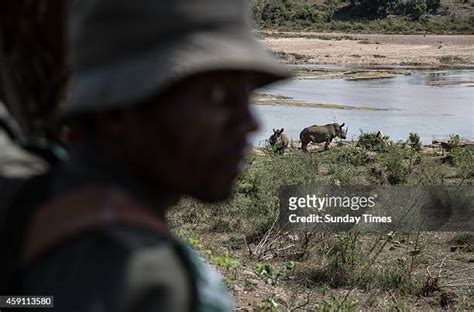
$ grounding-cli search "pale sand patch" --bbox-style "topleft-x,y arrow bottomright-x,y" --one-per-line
260,32 -> 474,66
252,93 -> 387,111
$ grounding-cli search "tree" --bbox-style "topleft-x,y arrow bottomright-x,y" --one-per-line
260,0 -> 293,25
349,0 -> 401,19
426,0 -> 441,13
406,0 -> 427,20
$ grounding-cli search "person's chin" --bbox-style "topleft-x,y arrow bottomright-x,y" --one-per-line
192,176 -> 237,203
193,187 -> 234,203
193,156 -> 247,202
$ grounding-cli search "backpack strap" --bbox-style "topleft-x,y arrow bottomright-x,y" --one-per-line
20,187 -> 170,267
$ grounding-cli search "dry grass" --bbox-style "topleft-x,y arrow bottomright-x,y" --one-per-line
170,136 -> 474,310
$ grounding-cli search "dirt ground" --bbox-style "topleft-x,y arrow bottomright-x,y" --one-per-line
260,32 -> 474,67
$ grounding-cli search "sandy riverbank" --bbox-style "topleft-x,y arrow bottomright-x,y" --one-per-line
260,31 -> 474,67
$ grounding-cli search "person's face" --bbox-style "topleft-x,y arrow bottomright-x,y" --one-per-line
121,71 -> 260,202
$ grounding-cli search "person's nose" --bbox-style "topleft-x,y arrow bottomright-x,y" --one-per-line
232,95 -> 259,136
244,108 -> 259,134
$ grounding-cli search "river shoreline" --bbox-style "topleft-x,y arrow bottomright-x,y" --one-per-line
259,31 -> 474,68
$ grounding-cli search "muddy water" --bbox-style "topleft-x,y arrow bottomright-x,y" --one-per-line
251,68 -> 474,145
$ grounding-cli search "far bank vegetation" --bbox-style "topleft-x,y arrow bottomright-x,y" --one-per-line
251,0 -> 474,34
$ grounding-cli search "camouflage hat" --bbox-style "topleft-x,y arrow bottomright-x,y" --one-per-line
62,0 -> 291,117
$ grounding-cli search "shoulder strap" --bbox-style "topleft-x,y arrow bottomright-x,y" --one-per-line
20,187 -> 170,267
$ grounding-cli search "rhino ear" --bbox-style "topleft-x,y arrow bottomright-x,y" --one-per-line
273,128 -> 276,133
340,123 -> 345,128
281,128 -> 284,133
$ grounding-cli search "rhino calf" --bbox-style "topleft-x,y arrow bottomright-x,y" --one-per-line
269,128 -> 289,154
300,123 -> 348,151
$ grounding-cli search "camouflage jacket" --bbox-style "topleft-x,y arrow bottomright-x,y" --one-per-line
13,143 -> 233,312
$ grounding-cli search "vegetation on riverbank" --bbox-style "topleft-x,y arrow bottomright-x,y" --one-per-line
251,0 -> 474,34
170,132 -> 474,310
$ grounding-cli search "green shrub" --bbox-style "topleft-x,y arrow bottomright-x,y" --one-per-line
298,232 -> 424,294
426,0 -> 441,12
451,146 -> 474,181
302,233 -> 363,288
293,7 -> 324,23
316,295 -> 359,312
357,131 -> 391,152
335,145 -> 369,166
375,261 -> 423,293
407,132 -> 422,151
406,0 -> 428,20
383,144 -> 409,185
448,134 -> 460,149
259,0 -> 292,25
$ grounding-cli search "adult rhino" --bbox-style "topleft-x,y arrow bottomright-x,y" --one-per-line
269,128 -> 289,154
300,123 -> 348,151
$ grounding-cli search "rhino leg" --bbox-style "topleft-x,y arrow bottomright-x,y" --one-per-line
301,137 -> 310,152
301,142 -> 309,152
324,139 -> 331,150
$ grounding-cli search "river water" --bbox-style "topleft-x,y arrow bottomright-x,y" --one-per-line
251,67 -> 474,145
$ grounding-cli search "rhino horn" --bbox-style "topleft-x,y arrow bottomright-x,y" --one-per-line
340,123 -> 345,128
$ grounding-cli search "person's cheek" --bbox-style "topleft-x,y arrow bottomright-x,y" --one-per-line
168,109 -> 214,176
203,110 -> 230,159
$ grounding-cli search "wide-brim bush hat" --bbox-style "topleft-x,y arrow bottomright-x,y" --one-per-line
62,0 -> 292,117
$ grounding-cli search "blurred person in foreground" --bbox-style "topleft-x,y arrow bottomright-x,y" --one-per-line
12,0 -> 290,311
